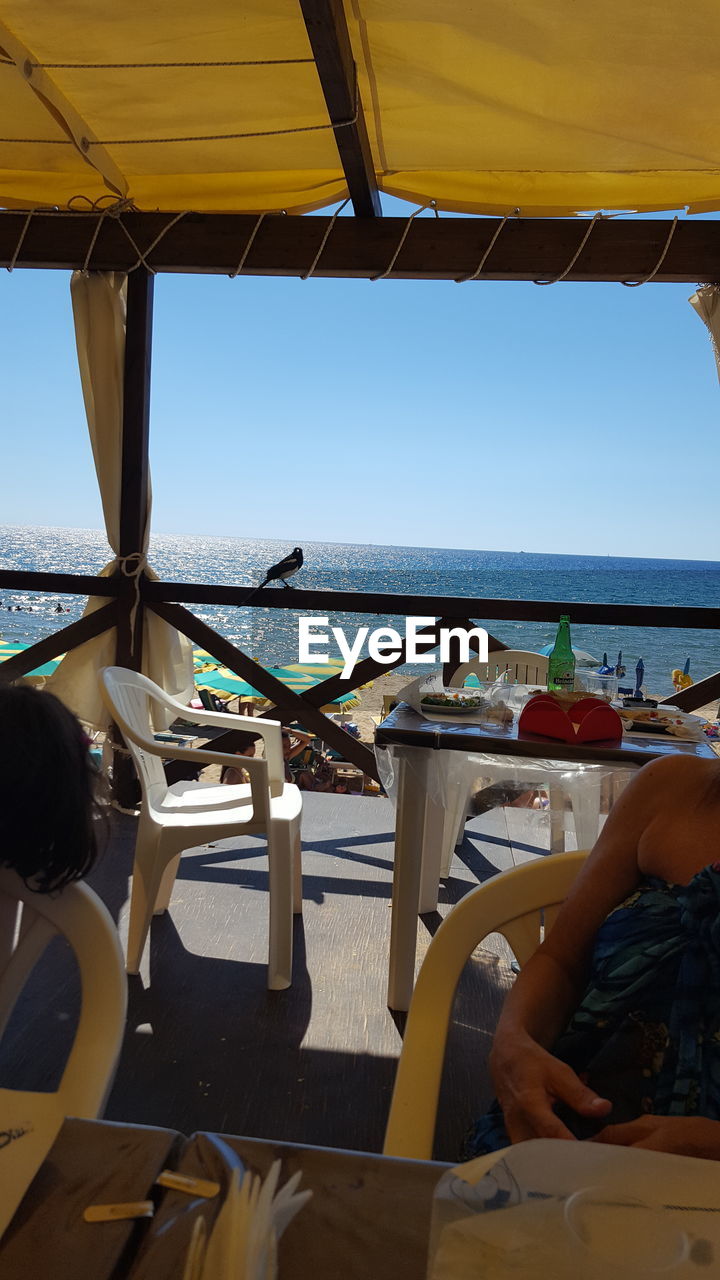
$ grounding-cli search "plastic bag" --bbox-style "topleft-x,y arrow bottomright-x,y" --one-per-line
397,671 -> 518,726
429,1140 -> 720,1280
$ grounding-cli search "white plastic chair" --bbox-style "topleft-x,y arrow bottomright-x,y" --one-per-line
0,869 -> 127,1234
99,666 -> 303,991
450,651 -> 549,688
383,850 -> 588,1160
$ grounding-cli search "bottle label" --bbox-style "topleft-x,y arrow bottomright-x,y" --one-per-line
547,659 -> 576,691
549,673 -> 574,690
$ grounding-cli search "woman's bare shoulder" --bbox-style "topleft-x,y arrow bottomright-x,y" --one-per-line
636,753 -> 719,793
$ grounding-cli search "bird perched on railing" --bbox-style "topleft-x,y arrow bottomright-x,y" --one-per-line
241,547 -> 304,604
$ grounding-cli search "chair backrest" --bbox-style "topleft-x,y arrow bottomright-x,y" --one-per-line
449,650 -> 548,688
0,869 -> 127,1117
383,850 -> 588,1160
198,686 -> 217,713
99,666 -> 177,795
382,693 -> 398,720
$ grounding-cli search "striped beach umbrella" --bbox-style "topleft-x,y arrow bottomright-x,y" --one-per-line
284,660 -> 373,691
195,664 -> 361,711
0,641 -> 64,678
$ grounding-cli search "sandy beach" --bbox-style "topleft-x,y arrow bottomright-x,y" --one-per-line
350,670 -> 416,743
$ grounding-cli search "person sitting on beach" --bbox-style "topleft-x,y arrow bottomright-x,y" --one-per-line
464,753 -> 720,1161
281,727 -> 315,784
219,731 -> 260,786
0,683 -> 99,892
281,728 -> 349,793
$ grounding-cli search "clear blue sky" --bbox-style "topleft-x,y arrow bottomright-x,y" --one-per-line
2,200 -> 719,559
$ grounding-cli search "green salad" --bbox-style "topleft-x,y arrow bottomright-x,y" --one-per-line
421,690 -> 486,709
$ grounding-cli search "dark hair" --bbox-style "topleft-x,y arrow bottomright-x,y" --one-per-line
0,683 -> 99,892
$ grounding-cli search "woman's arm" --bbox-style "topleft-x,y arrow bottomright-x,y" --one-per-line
490,756 -> 678,1142
594,1115 -> 720,1158
286,730 -> 314,761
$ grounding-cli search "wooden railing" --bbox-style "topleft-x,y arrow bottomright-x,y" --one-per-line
1,566 -> 719,790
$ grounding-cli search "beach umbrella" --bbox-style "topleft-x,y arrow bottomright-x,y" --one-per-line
0,641 -> 63,678
195,665 -> 361,711
537,644 -> 600,667
284,661 -> 373,691
194,669 -> 260,699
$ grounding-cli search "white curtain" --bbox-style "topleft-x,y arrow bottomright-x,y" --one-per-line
689,284 -> 720,384
47,271 -> 194,728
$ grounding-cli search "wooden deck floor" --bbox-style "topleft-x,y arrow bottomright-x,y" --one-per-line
0,794 -> 558,1161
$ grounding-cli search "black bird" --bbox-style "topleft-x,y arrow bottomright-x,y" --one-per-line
241,547 -> 304,604
260,546 -> 304,589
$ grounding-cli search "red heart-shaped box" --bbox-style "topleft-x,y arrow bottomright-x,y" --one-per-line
519,694 -> 622,743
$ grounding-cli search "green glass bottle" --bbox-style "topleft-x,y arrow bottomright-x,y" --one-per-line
547,615 -> 576,691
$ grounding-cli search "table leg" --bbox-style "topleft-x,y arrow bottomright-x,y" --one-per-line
418,793 -> 446,913
548,784 -> 566,854
568,773 -> 602,851
388,749 -> 429,1011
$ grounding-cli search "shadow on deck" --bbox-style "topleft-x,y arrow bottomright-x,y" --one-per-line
0,793 -> 555,1161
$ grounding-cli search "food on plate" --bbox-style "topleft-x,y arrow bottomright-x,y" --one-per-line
419,689 -> 515,724
421,689 -> 486,710
618,707 -> 702,739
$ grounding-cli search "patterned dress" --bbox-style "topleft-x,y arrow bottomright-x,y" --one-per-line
464,865 -> 720,1158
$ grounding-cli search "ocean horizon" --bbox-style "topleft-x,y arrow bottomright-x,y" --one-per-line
2,523 -> 719,698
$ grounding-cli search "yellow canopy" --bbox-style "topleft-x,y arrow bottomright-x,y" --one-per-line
1,1 -> 719,215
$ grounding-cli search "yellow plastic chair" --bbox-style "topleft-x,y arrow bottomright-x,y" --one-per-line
0,869 -> 127,1234
100,666 -> 302,991
383,851 -> 588,1160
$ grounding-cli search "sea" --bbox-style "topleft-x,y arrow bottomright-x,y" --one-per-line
1,524 -> 719,699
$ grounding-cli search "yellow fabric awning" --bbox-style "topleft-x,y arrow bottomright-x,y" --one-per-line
1,1 -> 720,216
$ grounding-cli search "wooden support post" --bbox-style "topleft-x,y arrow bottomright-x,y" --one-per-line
112,268 -> 154,807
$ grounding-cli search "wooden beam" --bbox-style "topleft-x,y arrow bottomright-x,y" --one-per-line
2,212 -> 720,281
148,601 -> 379,778
3,565 -> 720,633
299,0 -> 381,218
142,579 -> 720,630
0,601 -> 118,682
659,670 -> 720,711
0,569 -> 117,595
116,268 -> 154,672
112,268 -> 154,809
119,270 -> 153,563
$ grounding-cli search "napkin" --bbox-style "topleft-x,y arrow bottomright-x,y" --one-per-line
190,1146 -> 311,1280
129,1133 -> 311,1280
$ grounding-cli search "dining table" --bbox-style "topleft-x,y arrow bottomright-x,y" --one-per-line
375,701 -> 717,1010
0,1117 -> 449,1279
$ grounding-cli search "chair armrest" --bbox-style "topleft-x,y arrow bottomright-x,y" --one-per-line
128,738 -> 277,813
145,694 -> 286,796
